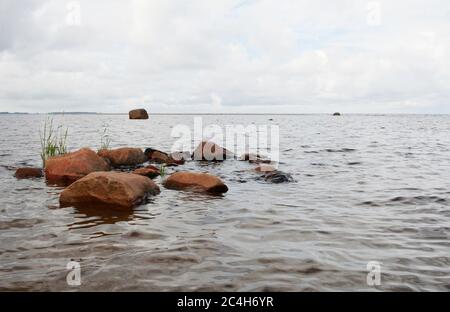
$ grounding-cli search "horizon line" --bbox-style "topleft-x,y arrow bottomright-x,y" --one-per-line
1,112 -> 450,116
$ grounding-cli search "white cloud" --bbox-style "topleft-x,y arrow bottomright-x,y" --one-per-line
0,0 -> 450,113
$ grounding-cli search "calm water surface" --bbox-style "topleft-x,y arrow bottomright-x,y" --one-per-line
0,114 -> 449,291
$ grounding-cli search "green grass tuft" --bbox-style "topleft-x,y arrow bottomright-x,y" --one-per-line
160,164 -> 166,177
100,124 -> 112,151
40,116 -> 69,167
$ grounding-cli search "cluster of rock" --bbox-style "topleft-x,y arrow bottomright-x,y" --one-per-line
14,140 -> 293,210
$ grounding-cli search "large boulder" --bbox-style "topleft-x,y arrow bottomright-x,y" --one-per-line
60,172 -> 160,209
98,148 -> 147,167
144,148 -> 185,166
163,171 -> 228,194
129,109 -> 149,120
192,141 -> 234,161
45,148 -> 110,185
15,167 -> 43,179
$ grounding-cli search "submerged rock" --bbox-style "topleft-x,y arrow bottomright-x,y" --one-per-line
239,153 -> 272,164
238,153 -> 260,161
192,141 -> 234,161
254,164 -> 277,172
45,148 -> 110,185
98,148 -> 147,167
163,172 -> 228,194
144,148 -> 185,165
14,167 -> 43,179
60,172 -> 160,209
129,109 -> 149,120
132,165 -> 160,179
260,171 -> 294,183
170,151 -> 191,162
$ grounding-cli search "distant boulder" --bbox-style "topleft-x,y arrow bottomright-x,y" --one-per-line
60,172 -> 160,209
333,112 -> 341,116
15,167 -> 43,179
163,171 -> 228,194
98,147 -> 147,167
45,148 -> 110,185
129,109 -> 149,120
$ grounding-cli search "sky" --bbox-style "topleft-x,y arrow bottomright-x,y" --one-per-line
0,0 -> 450,114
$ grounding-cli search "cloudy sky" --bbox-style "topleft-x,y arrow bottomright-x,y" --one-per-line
0,0 -> 449,113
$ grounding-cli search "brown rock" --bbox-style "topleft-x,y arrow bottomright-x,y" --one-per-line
60,172 -> 160,209
192,141 -> 234,161
145,149 -> 170,163
98,148 -> 147,167
133,165 -> 160,179
15,167 -> 43,179
144,148 -> 185,165
45,148 -> 110,185
254,164 -> 277,172
163,171 -> 228,194
129,109 -> 149,119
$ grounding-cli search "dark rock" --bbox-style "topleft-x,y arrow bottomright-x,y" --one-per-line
260,171 -> 294,183
333,112 -> 341,116
129,109 -> 149,119
15,167 -> 43,179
